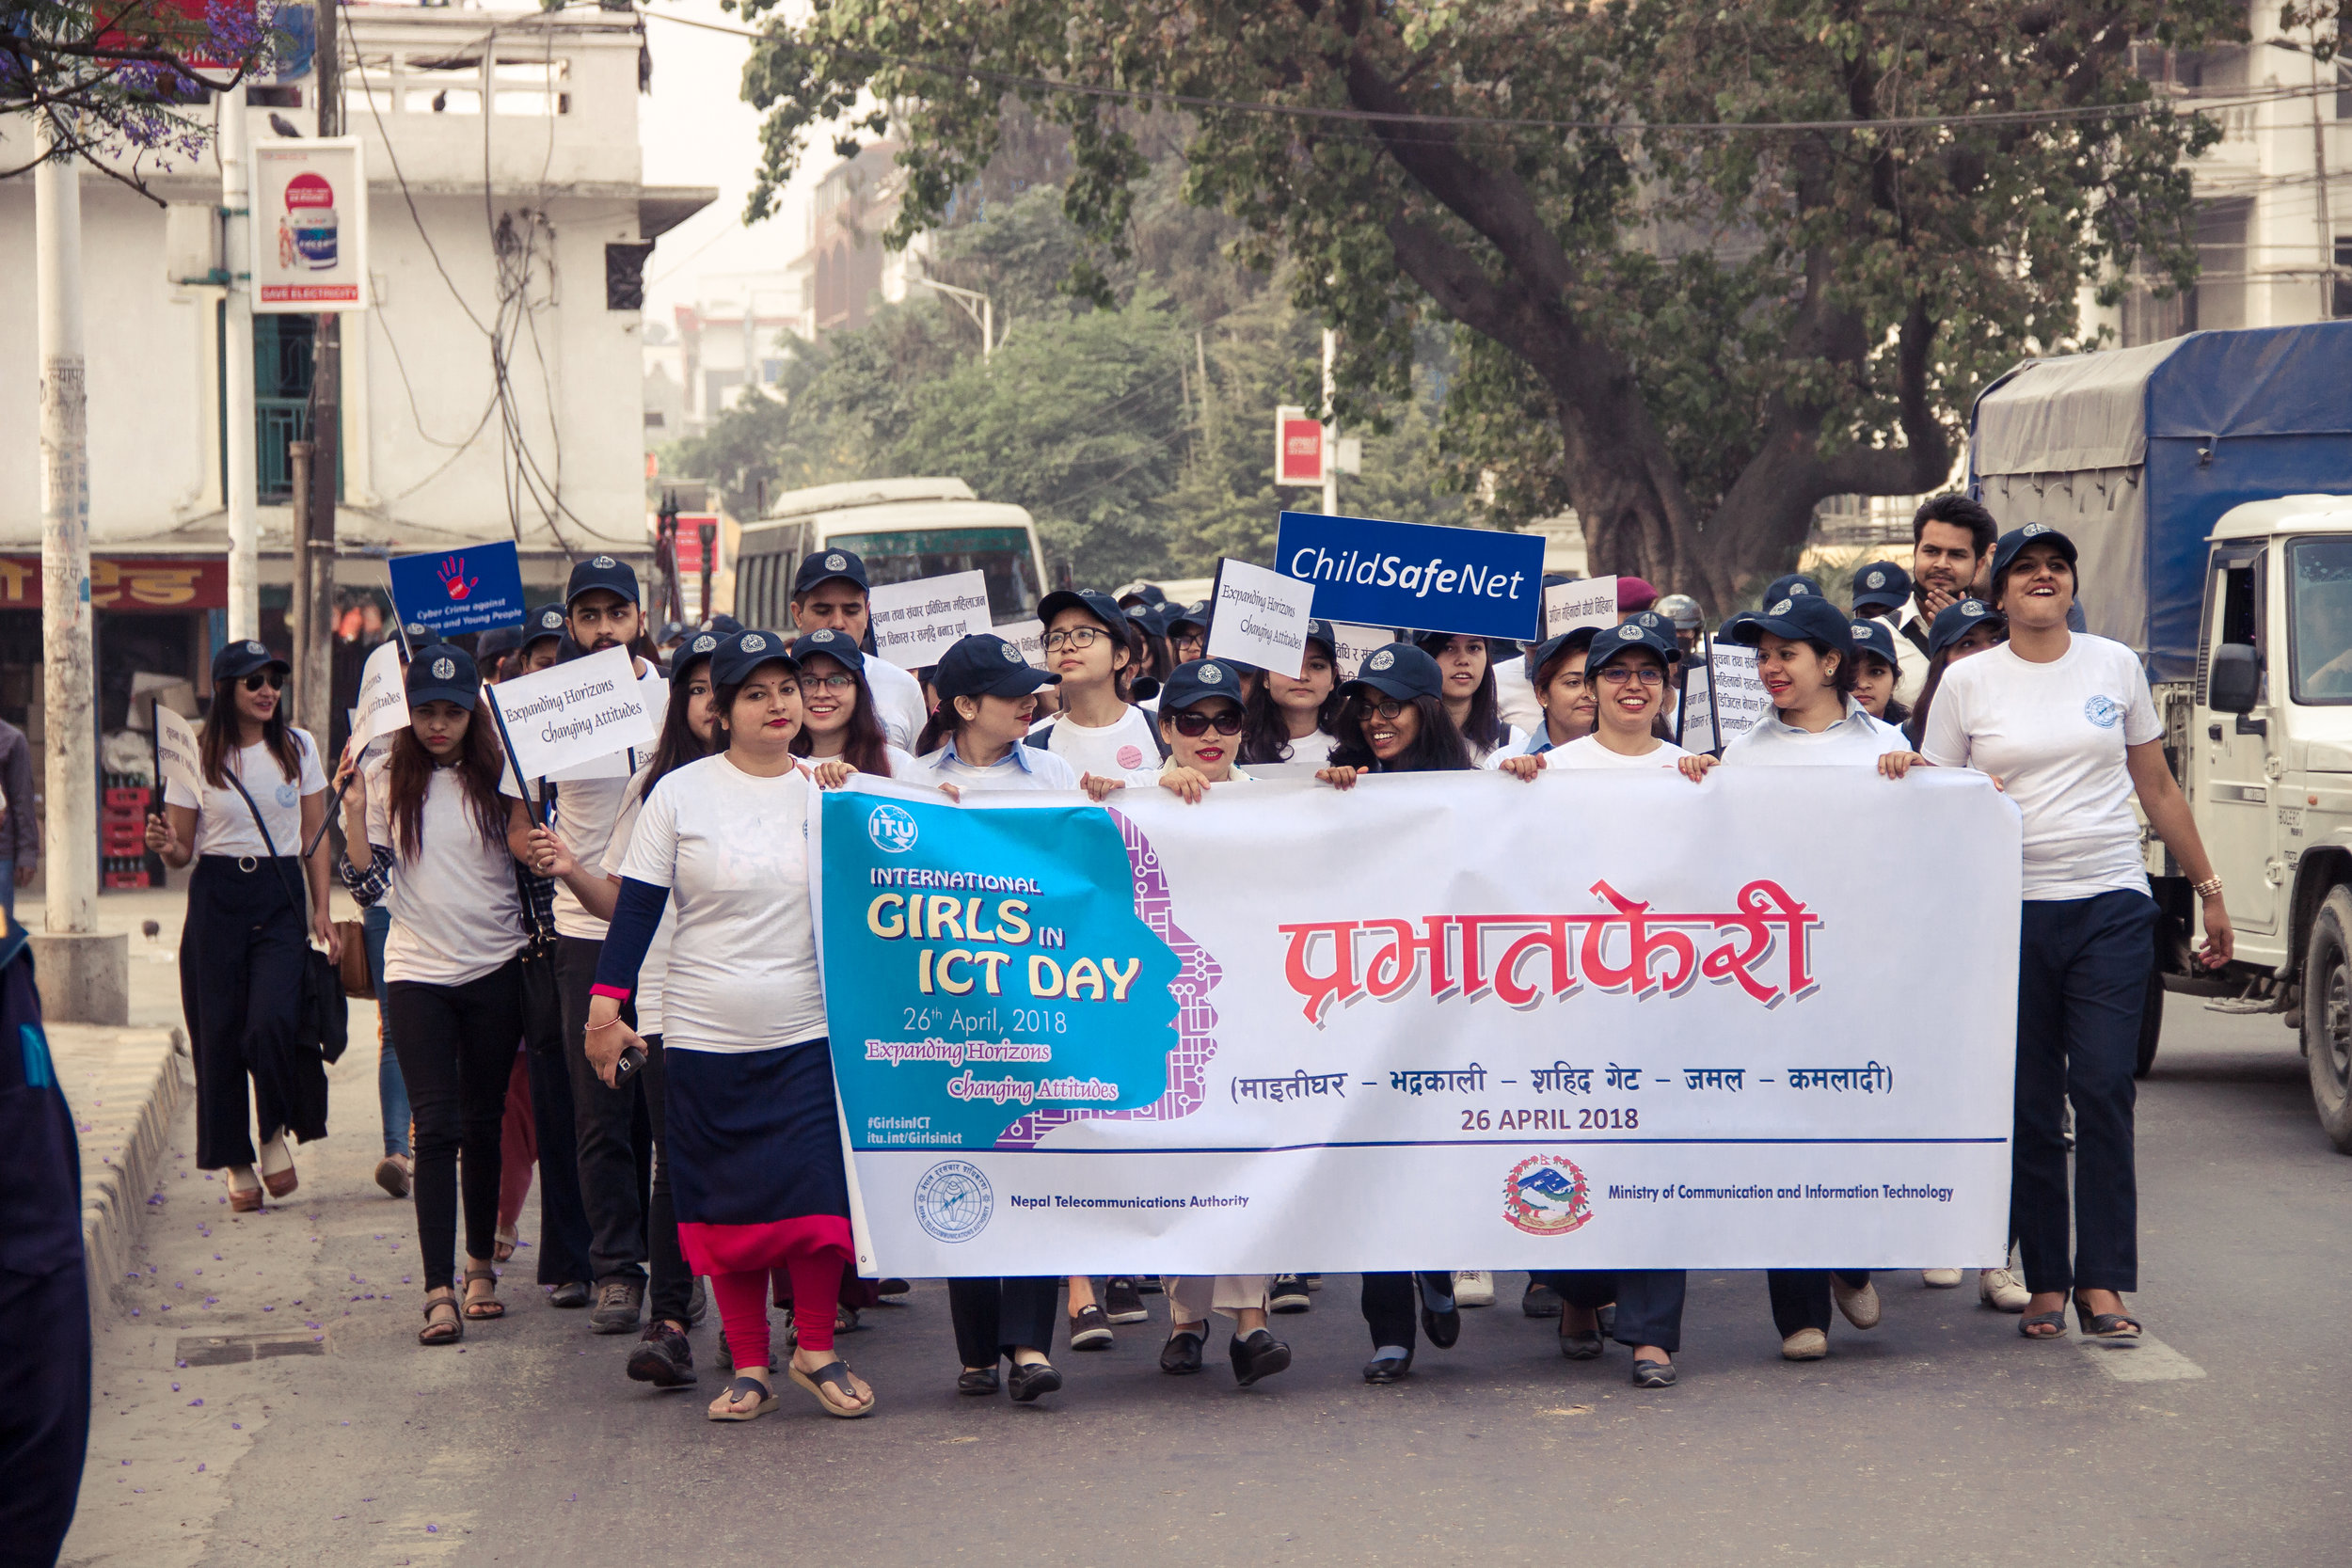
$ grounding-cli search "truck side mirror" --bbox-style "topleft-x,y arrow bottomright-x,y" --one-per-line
2208,642 -> 2260,714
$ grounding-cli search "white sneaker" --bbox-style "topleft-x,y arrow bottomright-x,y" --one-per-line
1979,1266 -> 2029,1313
1832,1276 -> 1882,1329
1780,1327 -> 1827,1360
1453,1271 -> 1496,1307
1921,1268 -> 1964,1289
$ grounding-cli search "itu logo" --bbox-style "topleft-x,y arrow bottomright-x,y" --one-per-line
914,1160 -> 993,1243
866,802 -> 919,854
2083,693 -> 2123,729
1502,1153 -> 1593,1237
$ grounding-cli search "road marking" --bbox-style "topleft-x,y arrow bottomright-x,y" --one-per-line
2077,1332 -> 2206,1382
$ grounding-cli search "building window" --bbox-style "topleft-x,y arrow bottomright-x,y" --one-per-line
2193,197 -> 2251,333
244,315 -> 340,505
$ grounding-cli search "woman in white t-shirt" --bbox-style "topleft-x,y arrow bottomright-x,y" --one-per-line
585,629 -> 876,1423
1239,619 -> 1343,769
1508,623 -> 1691,777
1924,524 -> 2233,1346
1028,589 -> 1164,786
147,640 -> 336,1212
1417,631 -> 1529,764
787,627 -> 921,782
335,645 -> 528,1347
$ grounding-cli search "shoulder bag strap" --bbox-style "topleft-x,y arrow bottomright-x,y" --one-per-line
222,766 -> 315,936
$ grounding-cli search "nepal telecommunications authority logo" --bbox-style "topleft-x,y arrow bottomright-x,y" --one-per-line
914,1160 -> 993,1243
1503,1153 -> 1594,1236
2084,693 -> 2123,729
866,802 -> 919,854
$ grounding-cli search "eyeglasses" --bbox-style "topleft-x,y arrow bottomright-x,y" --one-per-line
1168,709 -> 1244,737
242,671 -> 286,692
1597,665 -> 1664,688
1351,696 -> 1410,721
798,673 -> 857,693
1043,626 -> 1109,652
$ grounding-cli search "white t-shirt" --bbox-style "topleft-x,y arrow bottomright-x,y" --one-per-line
1923,634 -> 2162,901
1886,605 -> 1932,706
912,742 -> 1081,793
600,786 -> 673,1039
501,660 -> 665,940
1493,655 -> 1543,733
802,743 -> 923,782
364,755 -> 526,988
862,657 -> 930,753
167,729 -> 327,858
1255,727 -> 1341,768
1031,705 -> 1163,781
616,753 -> 828,1053
1471,723 -> 1534,768
1721,699 -> 1910,766
1547,734 -> 1692,769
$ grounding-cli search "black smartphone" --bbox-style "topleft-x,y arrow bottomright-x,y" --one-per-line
614,1044 -> 646,1081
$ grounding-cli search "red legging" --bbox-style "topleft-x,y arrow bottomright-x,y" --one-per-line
686,1215 -> 855,1372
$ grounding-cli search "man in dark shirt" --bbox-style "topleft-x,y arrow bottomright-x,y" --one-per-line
0,716 -> 39,920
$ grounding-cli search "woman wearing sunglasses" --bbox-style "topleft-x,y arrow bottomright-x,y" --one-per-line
147,640 -> 339,1213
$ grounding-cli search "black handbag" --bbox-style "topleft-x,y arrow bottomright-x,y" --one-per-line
224,768 -> 350,1066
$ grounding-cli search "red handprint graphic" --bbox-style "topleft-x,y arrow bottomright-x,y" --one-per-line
437,556 -> 478,602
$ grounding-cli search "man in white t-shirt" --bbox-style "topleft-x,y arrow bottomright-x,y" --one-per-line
788,548 -> 930,752
504,555 -> 673,1337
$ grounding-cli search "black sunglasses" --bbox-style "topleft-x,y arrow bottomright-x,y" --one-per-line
242,671 -> 286,692
1168,709 -> 1244,738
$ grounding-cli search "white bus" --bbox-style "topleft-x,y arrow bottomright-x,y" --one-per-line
733,478 -> 1048,631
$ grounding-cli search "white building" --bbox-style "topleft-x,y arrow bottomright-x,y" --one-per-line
0,2 -> 712,748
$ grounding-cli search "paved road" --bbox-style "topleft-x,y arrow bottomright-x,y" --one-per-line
61,992 -> 2351,1568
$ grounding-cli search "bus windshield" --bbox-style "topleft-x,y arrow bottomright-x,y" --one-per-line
826,527 -> 1040,622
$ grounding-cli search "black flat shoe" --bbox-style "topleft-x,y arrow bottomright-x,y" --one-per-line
1231,1329 -> 1291,1387
1631,1356 -> 1677,1388
548,1280 -> 591,1309
1160,1330 -> 1204,1375
1008,1360 -> 1063,1403
1420,1303 -> 1461,1350
1361,1349 -> 1414,1384
957,1366 -> 1001,1396
1522,1280 -> 1564,1318
1558,1329 -> 1603,1361
878,1278 -> 912,1298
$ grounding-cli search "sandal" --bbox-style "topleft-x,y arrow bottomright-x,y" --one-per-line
788,1357 -> 876,1419
462,1262 -> 504,1321
707,1375 -> 775,1422
2073,1297 -> 2141,1343
227,1166 -> 263,1213
2018,1309 -> 2067,1339
419,1289 -> 463,1346
258,1136 -> 298,1199
493,1224 -> 518,1264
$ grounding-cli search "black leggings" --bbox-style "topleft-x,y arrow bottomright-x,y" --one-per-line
387,960 -> 525,1292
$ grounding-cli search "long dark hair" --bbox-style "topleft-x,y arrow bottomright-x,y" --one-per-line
1240,639 -> 1341,765
790,655 -> 893,777
1329,691 -> 1473,773
639,651 -> 717,800
383,714 -> 508,862
1904,650 -> 1956,751
1426,637 -> 1509,752
200,676 -> 303,789
915,702 -> 959,757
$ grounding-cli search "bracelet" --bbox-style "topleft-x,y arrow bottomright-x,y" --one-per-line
583,1016 -> 625,1033
2193,875 -> 2224,899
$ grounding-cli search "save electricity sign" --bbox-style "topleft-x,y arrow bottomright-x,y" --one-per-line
253,139 -> 369,313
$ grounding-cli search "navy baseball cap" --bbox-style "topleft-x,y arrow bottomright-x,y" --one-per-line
404,643 -> 481,710
708,628 -> 799,688
668,628 -> 723,677
1990,523 -> 2079,595
1341,643 -> 1443,705
1166,601 -> 1211,636
475,626 -> 522,662
565,554 -> 639,607
705,612 -> 743,637
932,633 -> 1059,702
1158,657 -> 1249,712
214,639 -> 288,683
1038,588 -> 1126,635
1848,619 -> 1904,671
790,627 -> 866,673
1526,626 -> 1601,684
521,603 -> 567,648
1303,619 -> 1338,657
1725,592 -> 1856,657
1929,597 -> 2007,657
1126,601 -> 1172,640
793,548 -> 870,596
1586,620 -> 1680,676
1850,561 -> 1913,615
1763,572 -> 1826,604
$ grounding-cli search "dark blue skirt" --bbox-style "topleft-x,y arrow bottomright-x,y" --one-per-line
663,1037 -> 850,1227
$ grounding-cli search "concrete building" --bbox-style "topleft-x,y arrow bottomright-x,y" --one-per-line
0,2 -> 712,767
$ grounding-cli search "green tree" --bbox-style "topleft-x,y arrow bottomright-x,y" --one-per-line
739,0 -> 2241,610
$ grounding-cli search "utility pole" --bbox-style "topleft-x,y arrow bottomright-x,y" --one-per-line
914,277 -> 993,362
36,114 -> 124,1021
294,0 -> 343,739
222,84 -> 259,641
1321,327 -> 1340,517
2313,40 -> 2339,321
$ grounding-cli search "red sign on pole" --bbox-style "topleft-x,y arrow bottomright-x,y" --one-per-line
1276,405 -> 1325,487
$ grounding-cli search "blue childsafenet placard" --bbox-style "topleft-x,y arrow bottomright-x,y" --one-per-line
1275,510 -> 1547,641
387,540 -> 528,637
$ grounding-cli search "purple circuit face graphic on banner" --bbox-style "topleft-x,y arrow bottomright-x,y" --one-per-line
819,790 -> 1186,1158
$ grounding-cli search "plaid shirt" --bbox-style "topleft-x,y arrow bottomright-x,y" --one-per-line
337,844 -> 394,908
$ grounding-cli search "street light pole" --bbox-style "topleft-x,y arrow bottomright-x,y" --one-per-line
1321,328 -> 1340,517
221,84 -> 260,641
914,277 -> 994,362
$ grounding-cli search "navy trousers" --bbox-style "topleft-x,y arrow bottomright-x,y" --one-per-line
1533,1269 -> 1686,1353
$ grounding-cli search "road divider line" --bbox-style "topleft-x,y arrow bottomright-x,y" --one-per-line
2078,1333 -> 2205,1382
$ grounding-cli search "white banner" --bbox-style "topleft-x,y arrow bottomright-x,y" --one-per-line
486,645 -> 657,783
817,769 -> 2022,1276
1543,576 -> 1617,639
1206,558 -> 1317,678
350,640 -> 408,752
151,702 -> 202,802
868,571 -> 995,671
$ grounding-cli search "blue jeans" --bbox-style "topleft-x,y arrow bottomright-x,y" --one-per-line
365,904 -> 411,1158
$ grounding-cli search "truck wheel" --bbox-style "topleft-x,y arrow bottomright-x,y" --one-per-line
2134,964 -> 2164,1080
2301,888 -> 2352,1153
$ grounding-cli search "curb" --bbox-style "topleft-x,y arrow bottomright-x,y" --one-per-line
52,1023 -> 193,1316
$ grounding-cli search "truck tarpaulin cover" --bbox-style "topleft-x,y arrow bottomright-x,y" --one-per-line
1969,322 -> 2352,681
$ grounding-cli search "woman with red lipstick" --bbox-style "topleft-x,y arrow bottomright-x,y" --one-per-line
584,630 -> 876,1421
336,645 -> 527,1346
